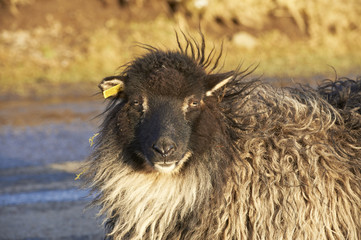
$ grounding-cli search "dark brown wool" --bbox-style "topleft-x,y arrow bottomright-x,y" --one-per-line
83,34 -> 361,240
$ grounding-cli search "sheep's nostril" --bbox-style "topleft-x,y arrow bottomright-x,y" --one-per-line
152,142 -> 176,157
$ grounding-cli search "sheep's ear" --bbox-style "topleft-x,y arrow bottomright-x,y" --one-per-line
205,71 -> 234,96
98,76 -> 126,99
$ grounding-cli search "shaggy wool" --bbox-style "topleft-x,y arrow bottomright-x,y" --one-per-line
83,35 -> 361,240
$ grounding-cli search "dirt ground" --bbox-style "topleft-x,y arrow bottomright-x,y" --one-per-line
0,0 -> 301,38
1,0 -> 360,99
0,0 -> 163,31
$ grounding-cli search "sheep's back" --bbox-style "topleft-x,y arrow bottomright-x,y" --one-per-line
220,83 -> 361,239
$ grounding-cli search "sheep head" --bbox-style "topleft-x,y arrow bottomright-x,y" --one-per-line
99,50 -> 233,173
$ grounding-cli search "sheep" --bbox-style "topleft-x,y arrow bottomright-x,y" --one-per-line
83,34 -> 361,239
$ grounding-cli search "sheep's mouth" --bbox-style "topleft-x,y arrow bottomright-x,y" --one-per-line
151,151 -> 192,173
153,161 -> 178,173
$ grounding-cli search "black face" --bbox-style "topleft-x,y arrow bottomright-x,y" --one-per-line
129,94 -> 202,173
99,50 -> 234,173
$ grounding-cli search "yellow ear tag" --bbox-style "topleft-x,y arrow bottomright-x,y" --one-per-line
103,84 -> 123,99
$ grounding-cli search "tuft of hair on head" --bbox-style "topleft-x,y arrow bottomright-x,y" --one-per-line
173,30 -> 259,99
175,30 -> 225,74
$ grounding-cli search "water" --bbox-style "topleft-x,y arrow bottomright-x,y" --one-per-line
0,121 -> 96,169
0,98 -> 105,169
0,98 -> 106,238
0,188 -> 93,206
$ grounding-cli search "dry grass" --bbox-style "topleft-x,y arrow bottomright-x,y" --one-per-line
0,0 -> 360,98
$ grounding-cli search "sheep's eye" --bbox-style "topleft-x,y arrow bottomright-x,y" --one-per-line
189,100 -> 200,108
133,100 -> 140,106
130,97 -> 143,108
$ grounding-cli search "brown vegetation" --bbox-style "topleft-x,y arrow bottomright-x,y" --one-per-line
0,0 -> 360,98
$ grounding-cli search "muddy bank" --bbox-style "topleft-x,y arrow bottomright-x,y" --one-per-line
0,94 -> 104,126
